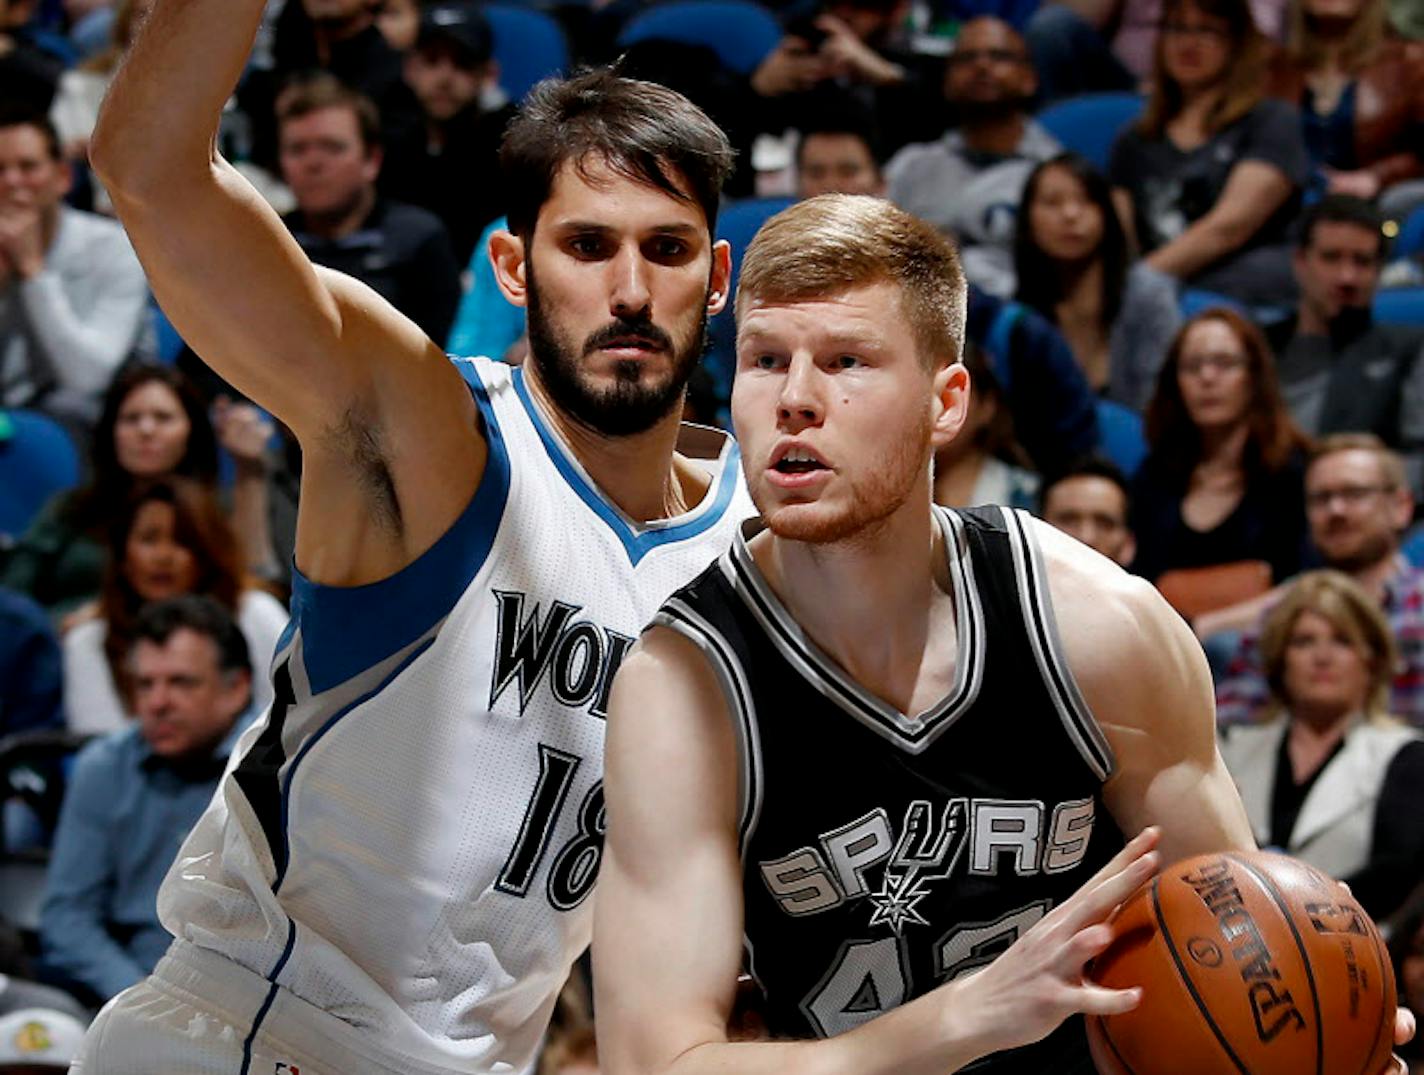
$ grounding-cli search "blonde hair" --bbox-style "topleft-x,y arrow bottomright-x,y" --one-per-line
1258,570 -> 1398,720
735,194 -> 966,369
1309,432 -> 1407,492
1286,0 -> 1386,74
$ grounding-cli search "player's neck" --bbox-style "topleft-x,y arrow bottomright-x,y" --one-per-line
523,367 -> 705,523
755,495 -> 955,711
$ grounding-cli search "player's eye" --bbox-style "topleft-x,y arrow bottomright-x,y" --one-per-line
752,353 -> 782,370
568,235 -> 608,259
832,354 -> 862,369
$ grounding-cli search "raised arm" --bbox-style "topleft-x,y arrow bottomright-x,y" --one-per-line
595,627 -> 1160,1075
1037,519 -> 1256,865
90,0 -> 483,582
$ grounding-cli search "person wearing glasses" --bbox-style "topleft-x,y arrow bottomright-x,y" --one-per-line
885,16 -> 1061,296
1108,0 -> 1310,308
1207,434 -> 1424,729
1217,570 -> 1424,923
1128,308 -> 1312,584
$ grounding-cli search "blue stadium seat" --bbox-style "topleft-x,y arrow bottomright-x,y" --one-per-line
1095,398 -> 1146,479
1178,288 -> 1247,319
704,196 -> 796,422
1035,92 -> 1144,172
1394,205 -> 1424,261
619,1 -> 783,75
1374,287 -> 1424,327
0,410 -> 81,544
485,4 -> 570,101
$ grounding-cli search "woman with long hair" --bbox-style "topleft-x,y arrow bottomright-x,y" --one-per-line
1108,0 -> 1310,307
60,478 -> 287,734
1266,0 -> 1424,216
1,363 -> 218,614
1130,307 -> 1313,582
1014,152 -> 1182,412
1219,570 -> 1424,920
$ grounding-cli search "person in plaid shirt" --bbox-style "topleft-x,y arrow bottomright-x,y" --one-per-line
1211,433 -> 1424,727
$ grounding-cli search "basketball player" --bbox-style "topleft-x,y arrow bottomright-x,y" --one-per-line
78,10 -> 751,1073
594,195 -> 1409,1072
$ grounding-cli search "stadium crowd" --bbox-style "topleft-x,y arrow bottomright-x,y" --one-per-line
1,0 -> 1424,1067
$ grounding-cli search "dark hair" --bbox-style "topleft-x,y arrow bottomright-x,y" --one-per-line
100,478 -> 247,702
132,594 -> 251,676
1014,153 -> 1128,333
1144,307 -> 1311,485
1139,0 -> 1267,138
500,67 -> 735,240
276,71 -> 383,151
1298,193 -> 1386,258
66,363 -> 219,535
0,107 -> 62,160
961,342 -> 1034,469
1038,455 -> 1131,514
794,91 -> 885,169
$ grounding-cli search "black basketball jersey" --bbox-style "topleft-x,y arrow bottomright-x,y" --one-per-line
653,505 -> 1127,1073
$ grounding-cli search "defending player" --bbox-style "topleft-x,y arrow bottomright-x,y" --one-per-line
79,11 -> 751,1074
594,195 -> 1262,1073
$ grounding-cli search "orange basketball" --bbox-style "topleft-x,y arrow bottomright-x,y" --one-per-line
1086,850 -> 1397,1075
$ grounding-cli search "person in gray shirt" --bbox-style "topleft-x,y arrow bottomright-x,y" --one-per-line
0,111 -> 149,433
1266,195 -> 1424,496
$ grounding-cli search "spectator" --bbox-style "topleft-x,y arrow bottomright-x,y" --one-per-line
932,341 -> 1039,509
0,586 -> 62,735
886,16 -> 1060,295
61,478 -> 286,735
1,364 -> 218,616
0,111 -> 150,433
0,1006 -> 86,1070
380,1 -> 513,266
374,0 -> 419,51
39,596 -> 255,1004
749,0 -> 942,159
1130,308 -> 1313,583
1267,195 -> 1424,493
277,73 -> 462,345
1039,456 -> 1137,566
49,0 -> 149,167
795,99 -> 886,199
1218,570 -> 1424,921
1266,0 -> 1424,217
1211,434 -> 1424,727
1014,152 -> 1182,410
0,0 -> 66,113
1109,0 -> 1310,308
1026,0 -> 1288,102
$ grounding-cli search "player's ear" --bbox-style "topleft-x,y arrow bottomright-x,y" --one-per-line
930,356 -> 971,449
708,239 -> 733,316
490,229 -> 529,308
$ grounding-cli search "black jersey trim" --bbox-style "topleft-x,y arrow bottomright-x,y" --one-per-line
1003,508 -> 1116,781
653,600 -> 765,858
715,511 -> 985,755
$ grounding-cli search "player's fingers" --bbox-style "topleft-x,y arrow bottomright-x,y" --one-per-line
1066,922 -> 1117,966
1071,983 -> 1143,1017
1394,1006 -> 1415,1046
1058,844 -> 1159,934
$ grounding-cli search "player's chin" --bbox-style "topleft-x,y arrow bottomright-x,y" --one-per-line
762,501 -> 858,545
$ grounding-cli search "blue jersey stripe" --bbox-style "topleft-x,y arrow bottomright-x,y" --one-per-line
509,366 -> 741,565
288,362 -> 511,695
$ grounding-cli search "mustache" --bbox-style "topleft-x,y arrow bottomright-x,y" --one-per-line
582,317 -> 673,356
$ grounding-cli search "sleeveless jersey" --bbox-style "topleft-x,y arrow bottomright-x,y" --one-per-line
654,505 -> 1125,1074
156,356 -> 753,1073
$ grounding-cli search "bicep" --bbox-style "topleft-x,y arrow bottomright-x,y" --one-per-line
595,632 -> 748,1075
1204,160 -> 1293,229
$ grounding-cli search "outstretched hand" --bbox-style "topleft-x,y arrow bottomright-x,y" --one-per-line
949,826 -> 1160,1057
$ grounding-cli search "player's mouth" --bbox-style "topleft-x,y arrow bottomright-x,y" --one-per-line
769,443 -> 831,488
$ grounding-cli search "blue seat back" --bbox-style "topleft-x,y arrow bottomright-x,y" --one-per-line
619,0 -> 783,74
1374,287 -> 1424,327
1035,92 -> 1144,171
1394,205 -> 1424,261
0,410 -> 81,542
485,4 -> 570,101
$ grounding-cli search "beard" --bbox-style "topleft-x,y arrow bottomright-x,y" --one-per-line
524,260 -> 709,438
756,406 -> 934,546
1320,527 -> 1395,574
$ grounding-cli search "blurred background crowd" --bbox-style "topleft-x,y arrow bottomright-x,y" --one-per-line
2,0 -> 1424,1067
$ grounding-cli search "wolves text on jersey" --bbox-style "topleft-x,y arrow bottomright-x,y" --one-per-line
489,590 -> 636,718
759,796 -> 1097,934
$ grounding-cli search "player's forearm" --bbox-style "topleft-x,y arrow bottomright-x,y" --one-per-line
91,0 -> 265,194
628,979 -> 997,1075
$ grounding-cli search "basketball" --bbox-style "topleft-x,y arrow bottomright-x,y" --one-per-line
1086,850 -> 1397,1075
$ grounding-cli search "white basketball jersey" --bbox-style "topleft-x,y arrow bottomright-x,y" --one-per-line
157,357 -> 753,1073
